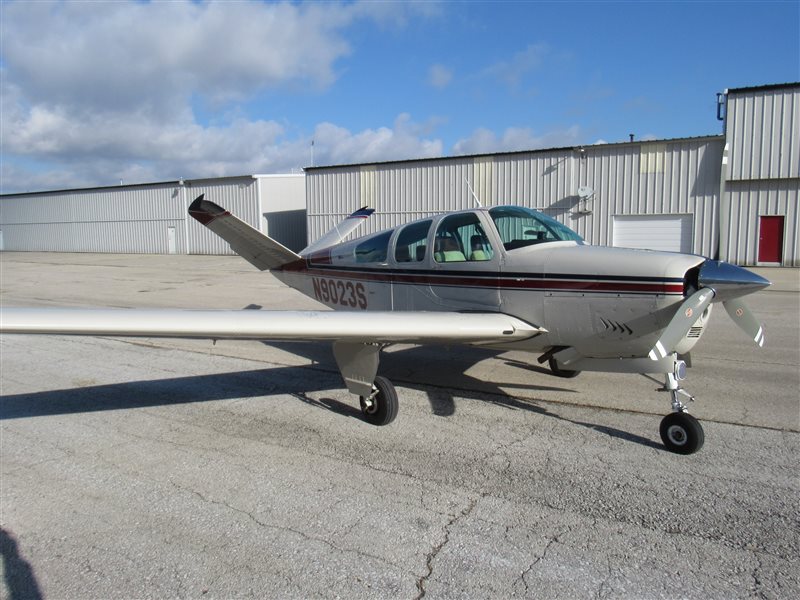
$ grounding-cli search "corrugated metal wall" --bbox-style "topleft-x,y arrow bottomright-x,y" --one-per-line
721,84 -> 800,266
184,177 -> 261,255
726,85 -> 799,181
0,185 -> 187,253
721,179 -> 799,265
306,136 -> 722,258
0,174 -> 307,254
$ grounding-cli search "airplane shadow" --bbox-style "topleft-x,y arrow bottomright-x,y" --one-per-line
262,341 -> 666,451
0,364 -> 358,422
0,528 -> 44,600
1,341 -> 665,451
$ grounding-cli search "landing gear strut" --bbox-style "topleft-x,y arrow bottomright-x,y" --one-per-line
659,363 -> 705,454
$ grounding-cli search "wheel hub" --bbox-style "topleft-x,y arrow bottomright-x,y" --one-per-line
666,424 -> 687,446
360,393 -> 378,414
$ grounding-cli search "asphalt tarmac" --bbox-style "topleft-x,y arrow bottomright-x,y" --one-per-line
1,252 -> 798,599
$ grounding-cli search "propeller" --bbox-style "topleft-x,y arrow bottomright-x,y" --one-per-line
649,260 -> 770,360
723,298 -> 765,347
649,289 -> 715,360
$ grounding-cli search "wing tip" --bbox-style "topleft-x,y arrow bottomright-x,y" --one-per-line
188,194 -> 230,225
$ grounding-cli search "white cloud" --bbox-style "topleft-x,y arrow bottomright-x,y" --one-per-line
0,1 -> 443,193
428,64 -> 454,89
311,114 -> 443,166
452,125 -> 582,155
1,112 -> 445,194
1,1 -> 357,115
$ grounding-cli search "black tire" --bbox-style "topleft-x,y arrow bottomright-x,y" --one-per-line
660,412 -> 705,455
548,357 -> 581,378
359,376 -> 398,426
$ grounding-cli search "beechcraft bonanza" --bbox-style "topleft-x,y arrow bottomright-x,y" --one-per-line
1,195 -> 771,454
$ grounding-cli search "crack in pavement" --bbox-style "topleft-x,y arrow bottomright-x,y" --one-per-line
166,478 -> 410,576
414,495 -> 480,600
515,527 -> 570,594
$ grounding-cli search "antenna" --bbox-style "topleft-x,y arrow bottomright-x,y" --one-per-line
464,178 -> 482,207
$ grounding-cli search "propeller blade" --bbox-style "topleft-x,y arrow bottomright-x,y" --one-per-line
649,288 -> 715,360
723,298 -> 765,347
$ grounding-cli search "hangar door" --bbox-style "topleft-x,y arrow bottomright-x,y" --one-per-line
613,214 -> 693,253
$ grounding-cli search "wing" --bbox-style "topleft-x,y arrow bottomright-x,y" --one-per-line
0,307 -> 543,344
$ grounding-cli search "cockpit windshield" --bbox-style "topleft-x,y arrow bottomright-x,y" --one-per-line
488,206 -> 583,250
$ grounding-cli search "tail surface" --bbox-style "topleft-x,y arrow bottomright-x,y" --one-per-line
300,206 -> 375,255
189,195 -> 301,270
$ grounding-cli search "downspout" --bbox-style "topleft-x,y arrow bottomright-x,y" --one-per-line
181,178 -> 190,254
254,175 -> 265,234
717,90 -> 729,262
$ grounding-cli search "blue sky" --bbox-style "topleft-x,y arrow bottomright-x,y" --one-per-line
1,0 -> 798,193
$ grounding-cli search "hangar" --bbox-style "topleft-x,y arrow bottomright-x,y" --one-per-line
306,82 -> 798,267
0,174 -> 306,254
1,82 -> 797,265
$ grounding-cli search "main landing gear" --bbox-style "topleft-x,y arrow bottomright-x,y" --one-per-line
548,357 -> 581,378
332,342 -> 399,427
359,375 -> 399,426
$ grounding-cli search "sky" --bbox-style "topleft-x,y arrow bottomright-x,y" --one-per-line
1,0 -> 798,194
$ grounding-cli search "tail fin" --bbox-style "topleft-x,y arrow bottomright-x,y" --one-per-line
300,206 -> 375,255
189,195 -> 301,271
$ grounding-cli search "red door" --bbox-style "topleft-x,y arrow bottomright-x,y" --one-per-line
758,216 -> 784,263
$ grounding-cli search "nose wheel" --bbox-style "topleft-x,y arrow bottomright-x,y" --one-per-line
660,412 -> 704,454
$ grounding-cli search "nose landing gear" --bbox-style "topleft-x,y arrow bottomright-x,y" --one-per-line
659,364 -> 705,454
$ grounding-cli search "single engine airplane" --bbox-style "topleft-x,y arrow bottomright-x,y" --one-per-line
0,195 -> 771,454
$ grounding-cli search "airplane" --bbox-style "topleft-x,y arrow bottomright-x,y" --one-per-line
0,195 -> 771,455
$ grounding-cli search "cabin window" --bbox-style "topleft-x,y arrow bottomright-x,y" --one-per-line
489,206 -> 583,250
434,213 -> 494,263
394,220 -> 432,263
355,230 -> 393,263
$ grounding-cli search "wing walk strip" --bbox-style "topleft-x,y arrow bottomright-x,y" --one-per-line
283,264 -> 685,295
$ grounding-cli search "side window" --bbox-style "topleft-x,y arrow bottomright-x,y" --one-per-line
355,230 -> 393,264
434,213 -> 494,263
394,220 -> 432,263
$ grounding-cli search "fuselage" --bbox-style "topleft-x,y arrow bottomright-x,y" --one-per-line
275,206 -> 708,358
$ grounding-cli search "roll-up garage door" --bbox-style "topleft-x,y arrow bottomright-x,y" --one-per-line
613,214 -> 693,253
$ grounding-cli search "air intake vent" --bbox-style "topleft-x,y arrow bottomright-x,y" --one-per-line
687,326 -> 704,338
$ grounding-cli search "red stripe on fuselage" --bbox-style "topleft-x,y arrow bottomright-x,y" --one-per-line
279,262 -> 684,295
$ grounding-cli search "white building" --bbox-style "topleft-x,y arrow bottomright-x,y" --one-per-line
0,174 -> 306,254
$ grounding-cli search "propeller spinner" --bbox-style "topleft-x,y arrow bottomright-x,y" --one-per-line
650,260 -> 770,360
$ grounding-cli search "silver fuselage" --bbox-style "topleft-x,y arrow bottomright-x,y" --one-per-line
275,207 -> 707,359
